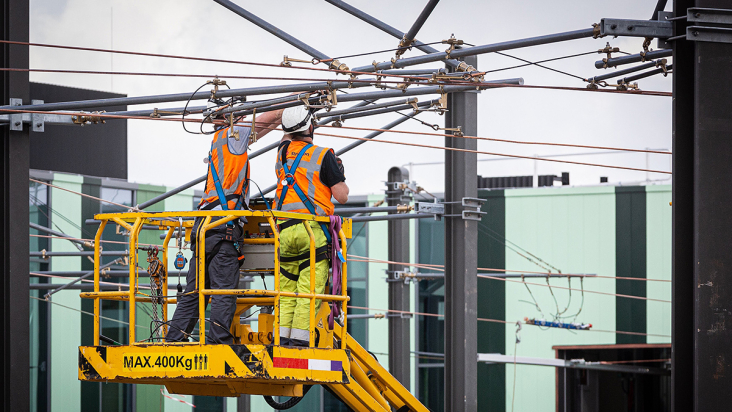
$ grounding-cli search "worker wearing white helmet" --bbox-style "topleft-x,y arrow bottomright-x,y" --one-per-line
274,105 -> 349,346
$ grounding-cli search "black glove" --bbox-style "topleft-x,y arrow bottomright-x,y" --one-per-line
335,155 -> 345,175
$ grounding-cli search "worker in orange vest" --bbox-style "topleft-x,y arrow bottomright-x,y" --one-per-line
167,107 -> 283,344
274,105 -> 349,346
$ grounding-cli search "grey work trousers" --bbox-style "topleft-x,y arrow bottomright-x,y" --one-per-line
166,217 -> 242,344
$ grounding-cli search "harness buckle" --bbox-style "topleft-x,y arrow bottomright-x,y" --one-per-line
224,225 -> 235,242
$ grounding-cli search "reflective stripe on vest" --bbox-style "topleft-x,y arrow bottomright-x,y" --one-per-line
200,127 -> 250,210
273,141 -> 334,216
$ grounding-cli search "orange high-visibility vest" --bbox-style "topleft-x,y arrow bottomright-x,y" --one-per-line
274,140 -> 334,216
200,126 -> 250,210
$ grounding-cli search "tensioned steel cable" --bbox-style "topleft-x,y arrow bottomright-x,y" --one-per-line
9,110 -> 671,174
315,131 -> 671,174
347,255 -> 671,282
316,122 -> 672,155
30,178 -> 135,211
0,39 -> 674,97
348,305 -> 670,338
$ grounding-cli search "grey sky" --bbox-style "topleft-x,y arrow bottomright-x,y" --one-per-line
29,0 -> 673,195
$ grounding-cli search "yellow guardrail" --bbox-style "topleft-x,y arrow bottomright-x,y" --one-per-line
80,210 -> 350,348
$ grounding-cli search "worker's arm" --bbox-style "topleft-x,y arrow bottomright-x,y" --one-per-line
253,109 -> 283,139
331,182 -> 349,204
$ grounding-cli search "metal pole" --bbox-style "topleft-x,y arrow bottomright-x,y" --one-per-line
324,0 -> 461,68
0,77 -> 520,114
386,166 -> 411,387
44,258 -> 122,299
29,222 -> 87,248
30,251 -> 128,257
651,0 -> 668,20
594,49 -> 672,69
314,98 -> 418,119
0,79 -> 374,112
400,0 -> 440,53
317,99 -> 377,125
352,27 -> 597,72
255,113 -> 420,197
1,0 -> 29,408
444,55 -> 478,412
350,213 -> 433,223
586,60 -> 658,82
619,64 -> 672,84
31,270 -> 147,277
328,100 -> 435,122
673,2 -> 732,411
213,0 -> 331,62
335,205 -> 405,214
30,284 -> 125,291
378,69 -> 448,76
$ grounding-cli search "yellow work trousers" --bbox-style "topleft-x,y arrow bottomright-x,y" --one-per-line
278,220 -> 329,343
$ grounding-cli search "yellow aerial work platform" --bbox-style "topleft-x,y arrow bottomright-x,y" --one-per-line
78,209 -> 428,411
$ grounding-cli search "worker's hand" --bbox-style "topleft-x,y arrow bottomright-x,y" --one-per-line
335,155 -> 344,175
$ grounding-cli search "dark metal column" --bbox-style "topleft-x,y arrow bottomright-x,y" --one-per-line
444,55 -> 478,412
1,0 -> 30,410
672,1 -> 732,411
386,166 -> 411,387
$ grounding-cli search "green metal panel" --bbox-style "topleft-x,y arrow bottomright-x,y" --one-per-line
645,185 -> 672,343
49,173 -> 84,412
477,189 -> 506,412
615,186 -> 647,344
504,186 -> 616,412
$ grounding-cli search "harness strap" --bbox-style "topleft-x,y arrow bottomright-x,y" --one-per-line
298,253 -> 329,273
279,253 -> 330,282
279,245 -> 329,262
280,267 -> 299,282
276,143 -> 333,244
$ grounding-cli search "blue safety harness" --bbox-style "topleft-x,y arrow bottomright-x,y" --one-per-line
276,143 -> 332,244
207,146 -> 248,251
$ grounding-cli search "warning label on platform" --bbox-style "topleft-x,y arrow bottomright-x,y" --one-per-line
123,353 -> 209,371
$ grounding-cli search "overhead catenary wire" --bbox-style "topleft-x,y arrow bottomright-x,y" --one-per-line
346,254 -> 671,282
29,178 -> 135,211
315,132 -> 671,174
348,305 -> 670,338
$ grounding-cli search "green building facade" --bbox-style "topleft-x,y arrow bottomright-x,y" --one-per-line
29,169 -> 670,411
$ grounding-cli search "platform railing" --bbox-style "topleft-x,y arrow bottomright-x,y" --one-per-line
80,210 -> 349,347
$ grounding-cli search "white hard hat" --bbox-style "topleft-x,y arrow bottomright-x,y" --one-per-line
281,106 -> 314,134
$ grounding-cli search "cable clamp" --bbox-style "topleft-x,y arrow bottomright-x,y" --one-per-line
389,57 -> 399,70
442,34 -> 464,59
598,42 -> 620,61
656,58 -> 669,75
615,80 -> 639,91
280,55 -> 312,67
642,37 -> 652,53
409,99 -> 420,111
438,125 -> 463,137
585,78 -> 608,90
208,77 -> 226,100
71,111 -> 106,126
328,58 -> 349,72
592,23 -> 605,39
332,119 -> 343,127
395,35 -> 413,58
